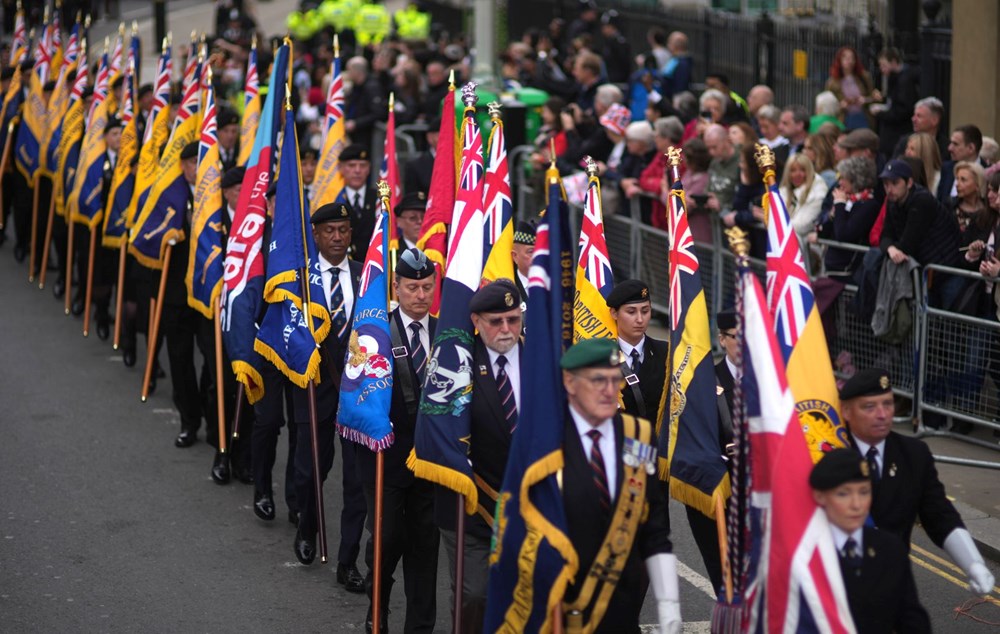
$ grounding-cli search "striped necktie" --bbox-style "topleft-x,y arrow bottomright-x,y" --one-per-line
409,321 -> 426,382
329,266 -> 347,337
496,355 -> 517,431
587,429 -> 611,513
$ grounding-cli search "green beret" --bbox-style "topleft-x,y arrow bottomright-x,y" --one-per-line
396,248 -> 435,279
606,279 -> 650,309
560,337 -> 624,370
839,368 -> 892,401
469,279 -> 520,314
513,220 -> 536,245
180,141 -> 199,161
340,143 -> 370,163
809,448 -> 871,490
311,201 -> 352,225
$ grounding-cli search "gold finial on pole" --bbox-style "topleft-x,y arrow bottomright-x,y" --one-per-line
43,5 -> 49,24
333,34 -> 339,58
666,146 -> 683,167
584,156 -> 598,178
725,226 -> 751,258
753,143 -> 778,186
460,81 -> 478,109
118,22 -> 126,39
388,91 -> 395,112
161,36 -> 169,53
104,36 -> 110,54
377,179 -> 390,202
132,21 -> 139,36
487,101 -> 502,120
549,138 -> 557,171
84,13 -> 91,28
251,32 -> 257,50
448,68 -> 455,90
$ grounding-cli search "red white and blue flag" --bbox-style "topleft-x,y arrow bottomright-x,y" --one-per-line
378,100 -> 401,251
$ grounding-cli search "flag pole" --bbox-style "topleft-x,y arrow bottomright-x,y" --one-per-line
214,297 -> 228,459
65,216 -> 76,314
231,383 -> 245,441
0,121 -> 15,230
454,495 -> 466,634
82,228 -> 97,336
113,240 -> 126,349
38,194 -> 57,288
141,243 -> 171,401
29,173 -> 41,282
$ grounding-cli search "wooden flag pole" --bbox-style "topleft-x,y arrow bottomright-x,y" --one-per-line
82,229 -> 97,336
38,194 -> 57,289
29,173 -> 41,282
231,383 -> 245,441
552,605 -> 564,634
141,244 -> 172,402
372,451 -> 385,634
0,122 -> 15,230
306,379 -> 329,563
453,495 -> 466,634
113,241 -> 127,349
214,297 -> 228,455
64,217 -> 76,315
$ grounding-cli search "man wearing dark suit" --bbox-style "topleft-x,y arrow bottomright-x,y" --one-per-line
608,279 -> 668,422
840,369 -> 994,596
344,56 -> 387,151
337,143 -> 379,260
559,337 -> 681,633
810,448 -> 930,633
216,107 -> 240,173
358,248 -> 439,634
435,279 -> 523,634
511,221 -> 535,304
89,116 -> 123,340
291,202 -> 368,596
937,124 -> 984,204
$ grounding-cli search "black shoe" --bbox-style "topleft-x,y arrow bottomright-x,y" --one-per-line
52,276 -> 65,298
253,492 -> 276,521
14,245 -> 26,262
174,429 -> 197,448
337,563 -> 366,594
96,316 -> 110,341
233,464 -> 254,485
294,530 -> 316,565
211,452 -> 231,484
71,298 -> 85,317
288,510 -> 300,527
122,346 -> 136,367
147,372 -> 157,396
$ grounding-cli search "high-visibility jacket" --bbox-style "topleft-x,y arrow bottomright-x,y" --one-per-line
355,2 -> 391,46
394,5 -> 431,41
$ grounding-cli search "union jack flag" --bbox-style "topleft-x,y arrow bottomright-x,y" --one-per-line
323,56 -> 343,136
360,210 -> 387,293
198,83 -> 217,159
175,56 -> 203,125
70,53 -> 89,98
11,9 -> 27,64
378,103 -> 401,252
35,18 -> 53,85
109,30 -> 124,78
244,45 -> 259,110
578,174 -> 613,294
143,44 -> 172,143
87,52 -> 111,125
764,182 -> 814,359
667,185 -> 699,330
482,118 -> 511,258
61,22 -> 79,71
447,109 -> 484,266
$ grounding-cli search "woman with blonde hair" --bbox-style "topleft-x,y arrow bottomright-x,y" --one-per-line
803,132 -> 838,187
781,153 -> 829,238
904,132 -> 943,196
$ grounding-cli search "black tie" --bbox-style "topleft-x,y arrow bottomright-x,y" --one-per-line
843,537 -> 862,574
587,429 -> 611,513
329,267 -> 347,337
866,446 -> 880,484
409,322 -> 426,383
353,192 -> 361,211
496,355 -> 517,431
630,348 -> 641,373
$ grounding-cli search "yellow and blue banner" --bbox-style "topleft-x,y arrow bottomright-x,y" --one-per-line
337,207 -> 394,451
66,50 -> 111,229
573,170 -> 616,342
102,57 -> 138,247
0,61 -> 25,159
53,47 -> 89,217
126,40 -> 171,229
311,50 -> 345,207
480,111 -> 514,284
13,45 -> 48,181
41,18 -> 81,180
663,174 -> 731,518
485,167 -> 577,633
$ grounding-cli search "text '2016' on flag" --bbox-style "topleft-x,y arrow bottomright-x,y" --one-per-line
662,149 -> 730,519
408,83 -> 485,512
480,103 -> 515,285
485,162 -> 578,634
338,193 -> 394,451
573,158 -> 616,342
759,144 -> 847,462
221,40 -> 290,403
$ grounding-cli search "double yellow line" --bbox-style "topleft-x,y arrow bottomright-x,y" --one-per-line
909,543 -> 1000,608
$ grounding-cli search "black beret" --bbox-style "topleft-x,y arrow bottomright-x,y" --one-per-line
169,91 -> 183,105
20,59 -> 34,72
717,310 -> 737,332
43,79 -> 56,91
339,143 -> 370,163
221,166 -> 246,189
138,83 -> 154,98
81,86 -> 94,100
839,368 -> 892,401
110,75 -> 123,89
513,220 -> 536,245
104,116 -> 122,132
1,67 -> 16,81
217,107 -> 239,128
396,191 -> 427,214
396,247 -> 435,279
560,337 -> 624,370
180,141 -> 199,161
469,279 -> 520,314
426,116 -> 442,131
300,146 -> 319,161
809,448 -> 871,491
606,279 -> 650,309
311,201 -> 352,225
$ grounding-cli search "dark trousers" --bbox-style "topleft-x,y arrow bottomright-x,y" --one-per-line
252,362 -> 298,512
440,529 -> 490,634
362,478 -> 439,633
161,304 -> 215,437
293,420 -> 366,566
11,169 -> 32,253
685,504 -> 723,598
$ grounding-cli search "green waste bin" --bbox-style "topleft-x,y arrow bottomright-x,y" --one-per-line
515,87 -> 548,145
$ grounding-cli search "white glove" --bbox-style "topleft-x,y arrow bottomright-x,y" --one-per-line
944,528 -> 995,596
646,553 -> 682,634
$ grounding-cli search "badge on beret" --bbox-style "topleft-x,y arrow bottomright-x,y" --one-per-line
609,349 -> 623,365
641,288 -> 648,298
418,191 -> 426,200
504,292 -> 514,307
879,375 -> 889,389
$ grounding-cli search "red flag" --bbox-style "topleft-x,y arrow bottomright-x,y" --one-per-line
416,86 -> 456,316
379,96 -> 402,252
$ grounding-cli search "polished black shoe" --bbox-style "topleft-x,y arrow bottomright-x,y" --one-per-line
253,492 -> 276,521
233,464 -> 254,485
294,530 -> 316,565
174,429 -> 197,448
121,346 -> 136,367
365,606 -> 389,634
288,510 -> 300,527
211,451 -> 231,484
337,563 -> 366,594
95,314 -> 110,341
71,297 -> 85,316
52,276 -> 65,298
13,245 -> 26,262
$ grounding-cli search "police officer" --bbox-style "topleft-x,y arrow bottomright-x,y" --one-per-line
393,0 -> 430,42
436,279 -> 523,634
337,143 -> 379,259
291,202 -> 368,597
607,279 -> 668,422
511,221 -> 535,303
840,369 -> 995,595
810,449 -> 931,633
358,247 -> 439,633
559,337 -> 681,634
355,0 -> 391,48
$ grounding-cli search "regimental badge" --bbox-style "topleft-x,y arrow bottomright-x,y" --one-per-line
879,375 -> 890,389
867,547 -> 876,558
504,292 -> 514,307
641,287 -> 648,298
479,364 -> 488,376
610,349 -> 623,365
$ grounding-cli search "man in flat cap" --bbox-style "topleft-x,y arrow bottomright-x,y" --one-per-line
290,202 -> 369,597
511,220 -> 536,303
436,278 -> 524,634
810,448 -> 930,632
559,337 -> 681,634
840,369 -> 994,596
216,107 -> 240,172
337,143 -> 379,259
357,247 -> 440,633
606,279 -> 667,423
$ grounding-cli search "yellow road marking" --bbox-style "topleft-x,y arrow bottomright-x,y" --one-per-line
908,551 -> 1000,607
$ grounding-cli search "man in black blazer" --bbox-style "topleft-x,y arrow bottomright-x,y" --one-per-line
559,337 -> 680,634
338,143 -> 379,260
290,202 -> 368,598
511,221 -> 535,304
840,369 -> 995,596
357,248 -> 440,634
216,107 -> 240,173
607,279 -> 668,422
810,448 -> 931,633
435,279 -> 523,634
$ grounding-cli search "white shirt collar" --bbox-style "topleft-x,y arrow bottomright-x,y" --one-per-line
852,437 -> 886,474
319,252 -> 349,273
725,356 -> 739,380
485,343 -> 519,371
830,523 -> 864,554
398,309 -> 429,334
618,336 -> 646,366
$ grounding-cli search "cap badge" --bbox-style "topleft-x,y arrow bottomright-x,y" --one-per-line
504,292 -> 514,307
641,288 -> 648,298
879,375 -> 889,389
